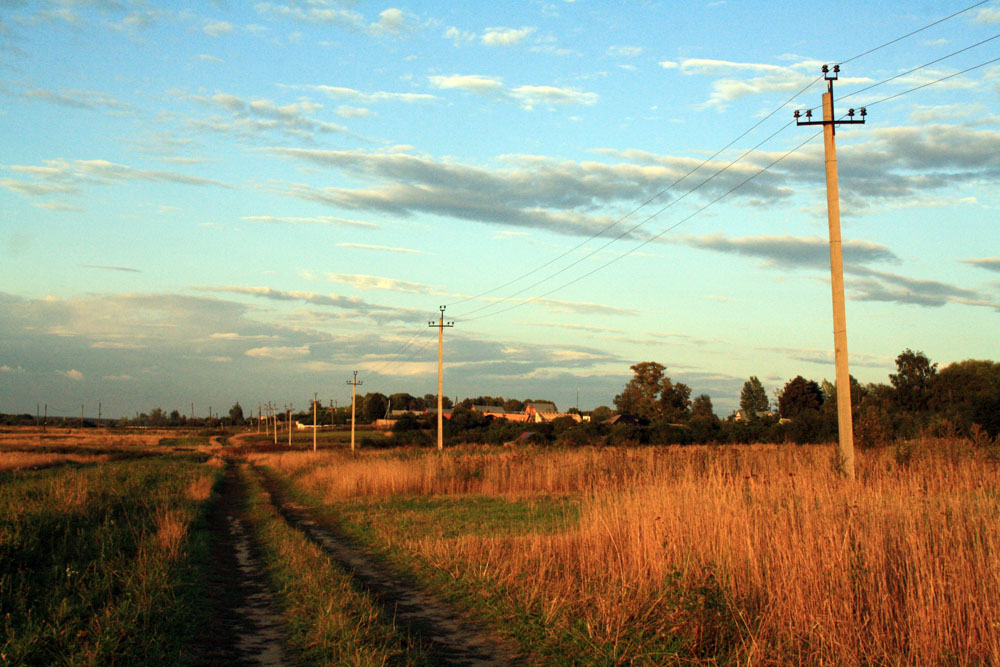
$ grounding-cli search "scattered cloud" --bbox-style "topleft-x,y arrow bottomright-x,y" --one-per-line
336,243 -> 425,254
608,45 -> 642,57
245,345 -> 310,360
444,26 -> 475,45
482,26 -> 536,46
961,257 -> 1000,273
187,91 -> 345,140
198,54 -> 224,63
335,105 -> 373,118
192,285 -> 366,310
429,74 -> 597,109
0,364 -> 24,373
676,234 -> 899,268
23,87 -> 133,112
241,215 -> 377,229
203,20 -> 233,37
306,272 -> 429,294
284,84 -> 436,104
83,264 -> 141,273
974,7 -> 1000,24
56,369 -> 83,381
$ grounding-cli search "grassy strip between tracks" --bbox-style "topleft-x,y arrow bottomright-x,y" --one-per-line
252,464 -> 654,666
238,464 -> 435,666
0,455 -> 220,665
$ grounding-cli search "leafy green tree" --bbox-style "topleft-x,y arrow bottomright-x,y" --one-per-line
503,398 -> 524,413
591,405 -> 613,421
228,403 -> 245,425
691,394 -> 715,418
739,376 -> 770,417
614,362 -> 666,421
660,378 -> 692,422
361,392 -> 389,423
778,376 -> 823,418
890,349 -> 937,412
930,359 -> 1000,436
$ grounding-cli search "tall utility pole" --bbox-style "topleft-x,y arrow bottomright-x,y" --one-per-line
795,64 -> 866,480
312,392 -> 318,452
347,371 -> 363,453
428,306 -> 455,451
287,405 -> 292,447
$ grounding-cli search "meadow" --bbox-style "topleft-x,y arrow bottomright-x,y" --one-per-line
251,440 -> 1000,665
2,426 -> 997,665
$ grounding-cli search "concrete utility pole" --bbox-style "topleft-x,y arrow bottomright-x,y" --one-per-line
258,403 -> 262,433
287,406 -> 292,447
795,64 -> 866,480
347,372 -> 363,454
312,393 -> 318,452
428,306 -> 455,451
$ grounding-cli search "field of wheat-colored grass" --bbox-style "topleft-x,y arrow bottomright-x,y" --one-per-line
253,441 -> 1000,665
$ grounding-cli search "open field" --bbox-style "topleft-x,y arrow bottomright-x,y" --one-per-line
2,427 -> 997,664
251,440 -> 1000,665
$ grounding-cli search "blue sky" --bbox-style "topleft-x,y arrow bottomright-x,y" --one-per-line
1,0 -> 998,419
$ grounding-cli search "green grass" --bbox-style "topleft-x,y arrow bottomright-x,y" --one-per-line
330,494 -> 580,540
238,465 -> 435,666
158,436 -> 211,448
253,466 -> 628,665
0,457 -> 220,665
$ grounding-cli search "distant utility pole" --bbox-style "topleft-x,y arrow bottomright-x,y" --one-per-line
347,371 -> 363,454
428,306 -> 455,451
312,392 -> 318,452
795,64 -> 866,481
287,405 -> 292,447
258,403 -> 262,433
98,402 -> 101,427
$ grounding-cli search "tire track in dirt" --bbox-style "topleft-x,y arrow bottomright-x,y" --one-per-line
255,469 -> 523,667
199,462 -> 292,666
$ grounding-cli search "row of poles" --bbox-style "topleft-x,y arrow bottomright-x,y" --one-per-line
253,305 -> 456,454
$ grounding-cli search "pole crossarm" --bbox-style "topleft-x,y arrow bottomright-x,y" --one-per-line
794,65 -> 867,133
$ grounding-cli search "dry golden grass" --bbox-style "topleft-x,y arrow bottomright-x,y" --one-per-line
0,426 -> 204,449
255,441 -> 1000,665
0,450 -> 112,471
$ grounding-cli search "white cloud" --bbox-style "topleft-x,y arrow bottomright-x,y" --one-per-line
203,20 -> 233,37
444,26 -> 475,45
312,272 -> 428,294
242,215 -> 377,229
0,364 -> 24,373
429,74 -> 505,94
337,243 -> 425,255
509,85 -> 598,109
245,345 -> 310,360
335,105 -> 373,118
482,26 -> 536,46
370,8 -> 407,35
974,7 -> 1000,23
658,60 -> 679,69
287,84 -> 436,104
607,45 -> 642,57
56,369 -> 83,381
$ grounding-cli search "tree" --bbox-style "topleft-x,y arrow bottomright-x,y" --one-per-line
361,392 -> 389,423
591,405 -> 612,421
660,378 -> 692,423
890,349 -> 937,412
503,398 -> 524,413
614,362 -> 666,421
930,359 -> 1000,436
778,376 -> 823,418
739,376 -> 770,418
691,394 -> 715,418
228,402 -> 245,425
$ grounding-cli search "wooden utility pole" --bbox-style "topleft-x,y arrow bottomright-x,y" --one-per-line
287,406 -> 292,447
795,64 -> 866,480
428,306 -> 455,451
347,371 -> 363,454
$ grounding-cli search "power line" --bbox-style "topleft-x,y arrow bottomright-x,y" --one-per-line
454,119 -> 798,320
459,129 -> 824,323
852,55 -> 1000,109
839,33 -> 1000,103
839,0 -> 991,65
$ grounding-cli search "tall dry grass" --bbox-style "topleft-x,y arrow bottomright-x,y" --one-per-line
256,442 -> 1000,665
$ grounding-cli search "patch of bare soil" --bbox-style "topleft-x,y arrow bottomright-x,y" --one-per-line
257,471 -> 524,667
197,463 -> 292,666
